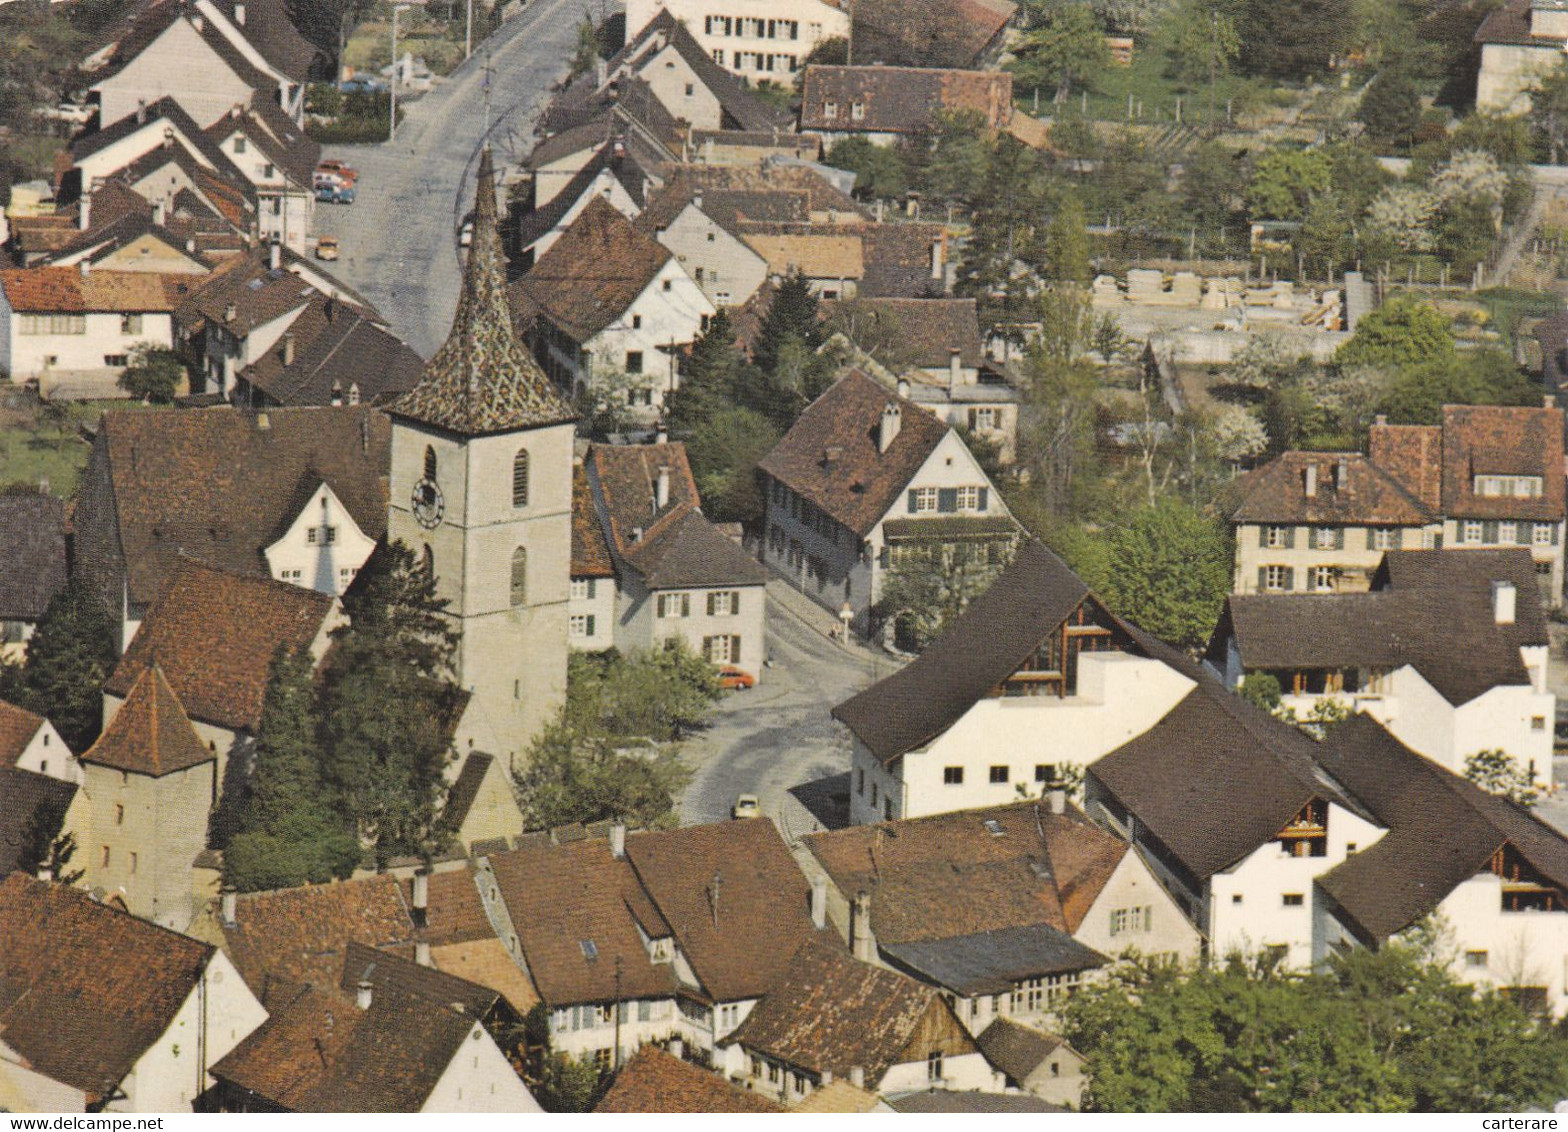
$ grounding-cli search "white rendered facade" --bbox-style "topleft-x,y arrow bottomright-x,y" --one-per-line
622,0 -> 849,79
264,482 -> 378,597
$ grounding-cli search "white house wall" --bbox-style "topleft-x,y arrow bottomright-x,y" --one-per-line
582,259 -> 714,421
528,171 -> 641,262
652,202 -> 769,307
3,310 -> 173,384
264,482 -> 377,596
11,718 -> 81,783
878,1050 -> 995,1095
568,576 -> 618,651
93,18 -> 255,130
623,0 -> 848,78
420,1022 -> 542,1113
1429,874 -> 1568,1017
1076,847 -> 1204,963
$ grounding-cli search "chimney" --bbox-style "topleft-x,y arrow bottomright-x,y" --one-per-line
233,1 -> 245,23
78,259 -> 91,279
1374,414 -> 1388,428
224,302 -> 237,323
1047,786 -> 1066,815
595,58 -> 607,87
848,1066 -> 865,1089
810,875 -> 827,930
693,190 -> 704,212
896,377 -> 910,399
153,198 -> 166,227
269,239 -> 281,271
136,98 -> 147,125
220,887 -> 237,927
656,466 -> 670,509
669,1036 -> 685,1060
821,1070 -> 834,1086
36,863 -> 53,883
850,891 -> 874,962
877,404 -> 902,454
949,348 -> 962,390
610,821 -> 626,859
411,869 -> 429,927
186,237 -> 197,254
930,238 -> 943,281
255,411 -> 270,430
1335,458 -> 1348,491
355,980 -> 373,1011
78,195 -> 91,232
1303,463 -> 1318,498
282,333 -> 295,366
1493,579 -> 1517,625
415,940 -> 432,966
1546,394 -> 1558,410
654,421 -> 668,444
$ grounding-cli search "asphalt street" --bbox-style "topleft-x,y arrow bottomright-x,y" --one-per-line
678,580 -> 905,837
312,0 -> 585,358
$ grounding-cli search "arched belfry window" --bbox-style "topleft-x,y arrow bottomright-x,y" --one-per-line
424,445 -> 437,481
512,449 -> 530,508
422,543 -> 435,581
510,546 -> 527,606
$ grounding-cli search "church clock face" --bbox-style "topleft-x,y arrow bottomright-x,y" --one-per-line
411,477 -> 445,528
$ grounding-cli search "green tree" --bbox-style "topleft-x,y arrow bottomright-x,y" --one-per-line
825,135 -> 909,201
877,541 -> 1015,651
1336,296 -> 1456,370
1238,671 -> 1282,710
1100,500 -> 1230,650
1045,195 -> 1093,284
1238,0 -> 1350,81
15,580 -> 117,753
1463,748 -> 1538,807
513,721 -> 691,831
16,795 -> 83,885
1529,66 -> 1568,165
118,345 -> 185,403
1010,3 -> 1111,101
1164,0 -> 1241,88
1358,68 -> 1423,150
319,541 -> 461,863
685,406 -> 781,525
564,644 -> 722,742
1021,287 -> 1100,516
1294,190 -> 1355,279
569,13 -> 598,77
1246,148 -> 1332,222
923,110 -> 992,208
669,309 -> 742,438
751,270 -> 822,381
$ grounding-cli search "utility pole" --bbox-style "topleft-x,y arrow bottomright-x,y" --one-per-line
466,0 -> 473,59
613,956 -> 624,1070
389,5 -> 410,142
1207,7 -> 1218,131
481,48 -> 495,137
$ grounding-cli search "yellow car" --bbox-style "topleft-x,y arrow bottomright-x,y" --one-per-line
315,236 -> 340,261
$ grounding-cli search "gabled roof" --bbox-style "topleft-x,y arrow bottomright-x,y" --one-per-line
976,1017 -> 1070,1085
218,875 -> 416,1007
859,223 -> 950,299
0,766 -> 77,876
390,149 -> 575,436
0,267 -> 186,313
105,558 -> 335,731
514,143 -> 652,253
208,0 -> 321,81
725,940 -> 974,1081
0,494 -> 67,623
571,465 -> 617,579
82,664 -> 215,777
823,297 -> 981,369
86,404 -> 389,608
882,923 -> 1107,995
804,800 -> 1127,945
91,1 -> 282,106
339,939 -> 499,1018
237,293 -> 424,407
73,95 -> 249,183
623,818 -> 822,1002
1228,451 -> 1438,526
1367,422 -> 1443,511
0,700 -> 47,766
596,1046 -> 786,1113
511,195 -> 675,344
205,94 -> 320,187
758,369 -> 951,538
0,874 -> 214,1105
623,508 -> 771,590
849,0 -> 1017,68
800,65 -> 1012,134
832,540 -> 1091,763
614,11 -> 795,132
1316,713 -> 1568,941
1212,548 -> 1548,706
1440,404 -> 1565,521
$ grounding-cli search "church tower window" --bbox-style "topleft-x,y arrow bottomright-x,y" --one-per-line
424,445 -> 437,482
422,543 -> 435,581
510,547 -> 527,606
513,449 -> 530,508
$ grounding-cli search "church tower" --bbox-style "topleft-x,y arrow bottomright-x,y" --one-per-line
385,148 -> 577,767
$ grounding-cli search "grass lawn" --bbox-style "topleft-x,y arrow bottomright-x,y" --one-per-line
0,399 -> 162,497
1475,288 -> 1562,351
345,14 -> 465,78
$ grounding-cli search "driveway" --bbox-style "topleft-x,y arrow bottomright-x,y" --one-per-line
678,580 -> 904,838
311,0 -> 587,357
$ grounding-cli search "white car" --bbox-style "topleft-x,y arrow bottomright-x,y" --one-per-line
732,794 -> 761,820
39,102 -> 93,125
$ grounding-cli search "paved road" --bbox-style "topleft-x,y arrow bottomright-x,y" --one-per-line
312,0 -> 585,358
678,580 -> 905,838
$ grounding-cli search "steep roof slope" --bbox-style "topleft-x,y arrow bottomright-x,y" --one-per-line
596,1046 -> 785,1113
82,664 -> 215,776
1228,451 -> 1437,525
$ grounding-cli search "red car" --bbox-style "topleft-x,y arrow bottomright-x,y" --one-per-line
717,665 -> 755,690
315,160 -> 359,185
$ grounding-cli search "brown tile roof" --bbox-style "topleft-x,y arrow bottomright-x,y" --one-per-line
390,149 -> 575,436
209,0 -> 321,81
1228,451 -> 1438,526
833,540 -> 1086,764
511,195 -> 675,343
86,404 -> 389,608
441,751 -> 494,836
106,558 -> 334,731
824,297 -> 981,369
725,940 -> 976,1081
624,819 -> 823,1002
1475,0 -> 1537,45
0,266 -> 185,312
1441,404 -> 1565,520
859,224 -> 951,299
205,93 -> 320,187
850,0 -> 1017,68
790,1079 -> 882,1112
588,441 -> 701,559
615,11 -> 795,133
572,465 -> 617,578
239,295 -> 424,407
1212,547 -> 1548,706
220,875 -> 416,1006
487,836 -> 677,1007
976,1017 -> 1068,1085
740,227 -> 864,280
0,873 -> 214,1105
82,664 -> 215,776
758,369 -> 950,537
0,699 -> 46,766
339,939 -> 500,1018
183,261 -> 320,337
806,801 -> 1127,945
800,65 -> 1012,134
623,508 -> 770,589
648,163 -> 866,221
1367,423 -> 1443,511
1316,713 -> 1568,941
403,867 -> 493,948
0,766 -> 77,876
430,938 -> 540,1017
596,1046 -> 786,1113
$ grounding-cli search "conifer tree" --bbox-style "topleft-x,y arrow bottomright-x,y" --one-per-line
751,270 -> 822,377
15,581 -> 117,754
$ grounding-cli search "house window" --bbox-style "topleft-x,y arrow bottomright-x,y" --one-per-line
234,137 -> 247,154
510,547 -> 527,606
114,803 -> 124,825
927,1052 -> 944,1081
956,485 -> 983,511
1535,716 -> 1548,731
1310,566 -> 1338,592
128,851 -> 137,874
1500,521 -> 1517,543
662,279 -> 672,291
627,386 -> 653,407
989,765 -> 1009,784
657,593 -> 691,618
513,449 -> 530,507
1232,894 -> 1243,904
323,526 -> 337,545
703,634 -> 740,663
307,528 -> 317,545
104,354 -> 128,367
707,590 -> 739,616
1466,950 -> 1489,968
970,407 -> 999,430
1265,525 -> 1291,548
120,314 -> 143,334
857,768 -> 864,795
1371,526 -> 1400,550
282,568 -> 302,582
632,314 -> 642,329
907,487 -> 938,513
1311,526 -> 1339,550
1283,893 -> 1305,907
101,845 -> 110,867
1535,522 -> 1555,546
944,766 -> 964,785
263,163 -> 275,179
767,1062 -> 780,1084
1464,520 -> 1484,544
1264,565 -> 1291,591
1035,764 -> 1057,783
424,446 -> 437,482
626,350 -> 644,374
715,290 -> 731,305
570,614 -> 595,638
823,101 -> 838,117
871,783 -> 878,806
339,567 -> 355,585
571,578 -> 595,600
712,48 -> 724,64
851,101 -> 865,120
685,82 -> 694,96
1110,906 -> 1152,936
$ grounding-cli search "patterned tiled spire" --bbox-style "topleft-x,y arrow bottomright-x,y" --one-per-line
389,147 -> 575,435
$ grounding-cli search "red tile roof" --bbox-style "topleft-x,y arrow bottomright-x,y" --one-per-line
1228,451 -> 1437,526
1368,423 -> 1442,511
572,465 -> 617,578
596,1047 -> 786,1113
0,699 -> 47,766
0,266 -> 185,312
800,65 -> 1012,134
1441,404 -> 1565,521
105,558 -> 335,732
81,664 -> 214,777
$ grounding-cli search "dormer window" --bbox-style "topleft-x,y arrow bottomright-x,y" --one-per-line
1476,474 -> 1543,498
1278,799 -> 1327,858
851,101 -> 865,120
823,101 -> 837,117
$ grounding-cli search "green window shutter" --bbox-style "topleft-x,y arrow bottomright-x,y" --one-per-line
1283,568 -> 1295,591
1555,524 -> 1561,546
977,487 -> 988,511
938,488 -> 958,513
1285,526 -> 1296,549
1483,520 -> 1499,543
1392,528 -> 1403,550
907,490 -> 918,514
1259,526 -> 1269,548
1520,523 -> 1534,546
1366,528 -> 1376,550
707,592 -> 717,616
586,615 -> 595,636
1257,567 -> 1267,591
1334,527 -> 1345,550
733,635 -> 742,660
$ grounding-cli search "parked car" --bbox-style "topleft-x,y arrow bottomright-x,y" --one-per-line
338,78 -> 387,94
732,794 -> 761,819
39,101 -> 93,125
458,211 -> 474,247
315,160 -> 358,184
316,184 -> 355,204
315,236 -> 340,261
717,665 -> 755,691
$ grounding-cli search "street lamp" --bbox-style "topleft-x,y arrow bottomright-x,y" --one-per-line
390,4 -> 411,142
